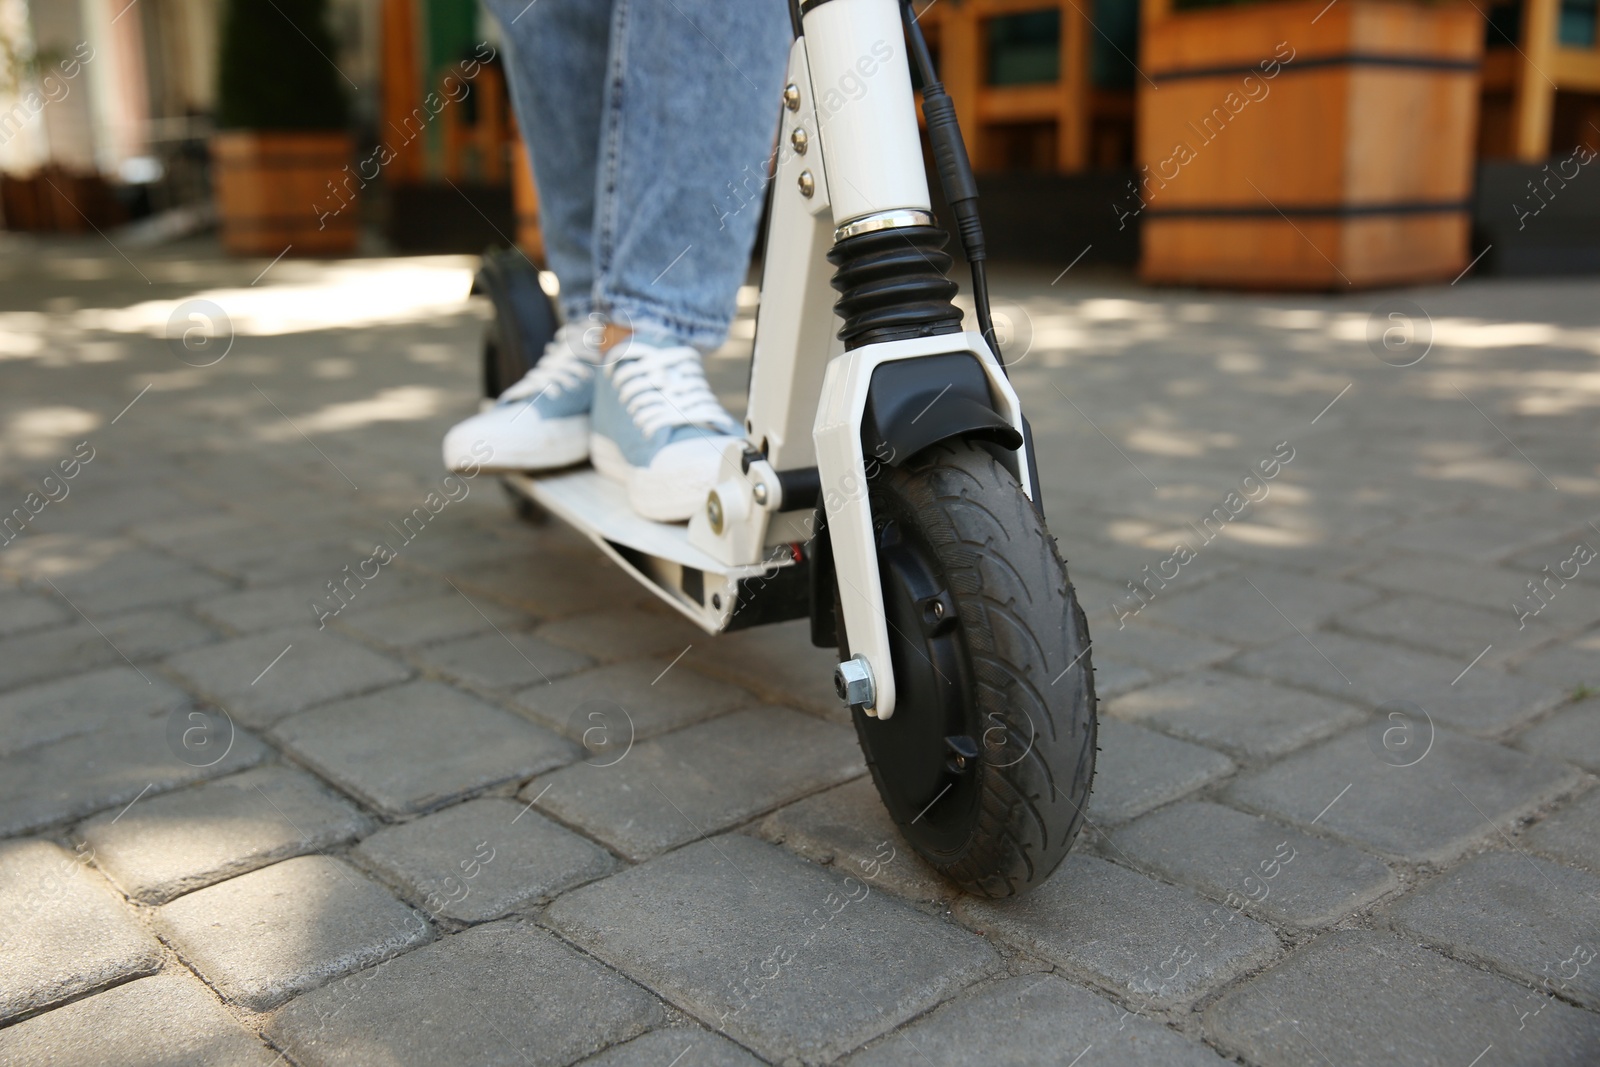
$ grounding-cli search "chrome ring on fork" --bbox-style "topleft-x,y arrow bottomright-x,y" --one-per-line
834,209 -> 934,244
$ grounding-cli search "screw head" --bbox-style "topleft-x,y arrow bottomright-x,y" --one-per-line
706,491 -> 724,534
783,83 -> 800,111
790,127 -> 808,155
798,170 -> 814,198
752,482 -> 769,506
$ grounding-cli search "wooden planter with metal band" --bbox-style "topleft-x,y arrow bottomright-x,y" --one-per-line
211,131 -> 358,257
1137,0 -> 1482,289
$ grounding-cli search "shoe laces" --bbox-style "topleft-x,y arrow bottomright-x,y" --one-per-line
498,323 -> 595,404
609,345 -> 737,438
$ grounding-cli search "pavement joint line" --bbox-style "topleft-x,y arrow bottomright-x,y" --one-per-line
1052,382 -> 1161,491
511,783 -> 552,824
911,783 -> 953,825
251,383 -> 361,491
110,383 -> 153,425
1453,385 -> 1561,492
1449,780 -> 1567,898
1310,383 -> 1351,425
652,644 -> 694,685
1451,644 -> 1493,686
251,643 -> 294,686
1052,244 -> 1092,284
109,782 -> 154,824
1309,782 -> 1352,825
39,575 -> 152,684
1242,576 -> 1352,684
650,779 -> 759,890
1465,1044 -> 1494,1067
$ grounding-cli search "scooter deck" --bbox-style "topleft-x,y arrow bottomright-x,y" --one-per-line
502,468 -> 783,633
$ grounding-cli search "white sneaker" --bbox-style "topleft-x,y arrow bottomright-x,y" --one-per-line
442,323 -> 598,472
589,339 -> 743,522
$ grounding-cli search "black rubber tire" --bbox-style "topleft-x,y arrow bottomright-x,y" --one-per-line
849,439 -> 1096,897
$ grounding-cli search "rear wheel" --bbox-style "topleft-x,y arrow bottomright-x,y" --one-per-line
845,440 -> 1095,897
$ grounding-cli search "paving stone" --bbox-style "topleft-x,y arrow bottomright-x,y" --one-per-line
333,589 -> 531,647
1093,659 -> 1155,700
42,548 -> 231,615
1088,620 -> 1237,676
844,974 -> 1231,1067
536,604 -> 707,664
1088,719 -> 1234,825
527,706 -> 862,861
95,606 -> 218,659
274,681 -> 575,816
956,853 -> 1279,1008
1384,512 -> 1574,563
1227,724 -> 1579,862
1384,850 -> 1600,1008
692,619 -> 847,721
1138,570 -> 1379,647
412,628 -> 593,690
79,764 -> 371,905
193,572 -> 447,633
1233,631 -> 1564,736
0,589 -> 69,635
576,1027 -> 765,1067
757,777 -> 948,903
266,921 -> 661,1067
1525,788 -> 1600,873
155,855 -> 432,1011
0,665 -> 189,757
1332,592 -> 1548,663
0,623 -> 125,691
0,717 -> 268,837
0,839 -> 161,1023
514,657 -> 758,742
1360,554 -> 1600,629
449,548 -> 645,617
545,836 -> 997,1066
166,626 -> 412,727
0,971 -> 279,1066
1112,801 -> 1398,927
1205,928 -> 1600,1067
1512,630 -> 1600,694
354,797 -> 614,922
1516,697 -> 1600,771
1107,670 -> 1362,760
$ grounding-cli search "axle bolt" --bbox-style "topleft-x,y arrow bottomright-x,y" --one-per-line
834,656 -> 875,711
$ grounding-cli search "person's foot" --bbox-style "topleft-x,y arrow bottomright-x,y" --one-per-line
442,323 -> 599,472
590,339 -> 743,521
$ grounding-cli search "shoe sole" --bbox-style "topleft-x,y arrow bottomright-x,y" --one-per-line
448,416 -> 591,472
590,434 -> 710,523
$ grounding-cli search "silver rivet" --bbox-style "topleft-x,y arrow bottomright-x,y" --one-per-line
790,127 -> 808,155
752,482 -> 769,506
783,84 -> 800,111
798,170 -> 814,198
932,600 -> 945,619
706,491 -> 724,534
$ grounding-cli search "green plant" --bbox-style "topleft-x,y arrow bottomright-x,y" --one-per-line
216,0 -> 348,130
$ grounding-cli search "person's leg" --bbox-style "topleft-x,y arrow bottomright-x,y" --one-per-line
592,0 -> 791,349
443,0 -> 615,472
484,0 -> 610,325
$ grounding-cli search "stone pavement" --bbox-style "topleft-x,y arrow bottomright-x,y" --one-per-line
0,232 -> 1597,1066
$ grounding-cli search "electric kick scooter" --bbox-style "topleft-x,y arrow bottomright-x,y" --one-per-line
476,0 -> 1096,896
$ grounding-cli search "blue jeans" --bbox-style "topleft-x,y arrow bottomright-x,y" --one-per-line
486,0 -> 792,351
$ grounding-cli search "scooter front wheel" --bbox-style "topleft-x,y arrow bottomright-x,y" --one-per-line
846,440 -> 1096,897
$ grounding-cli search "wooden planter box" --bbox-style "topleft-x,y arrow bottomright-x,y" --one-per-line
211,131 -> 357,256
1138,0 -> 1482,288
